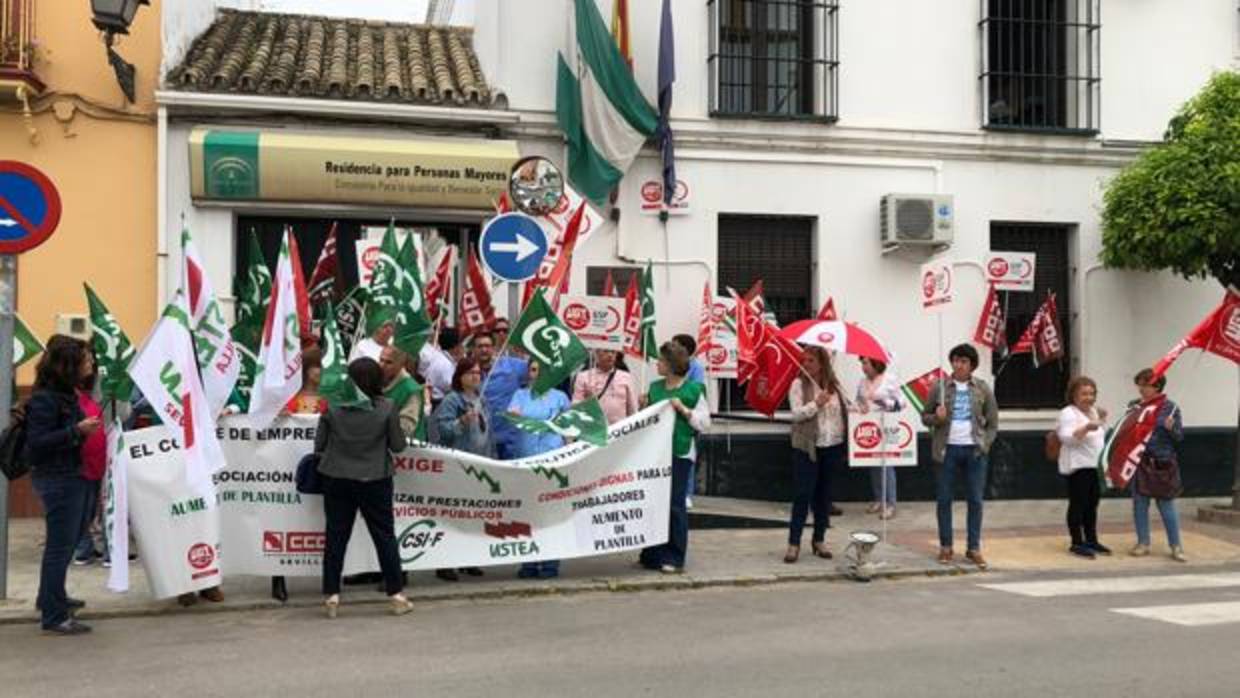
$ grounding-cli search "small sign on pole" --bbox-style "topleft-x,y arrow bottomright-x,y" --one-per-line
985,252 -> 1036,292
847,412 -> 919,467
557,295 -> 626,351
919,260 -> 954,312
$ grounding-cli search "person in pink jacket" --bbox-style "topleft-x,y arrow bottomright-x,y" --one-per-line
572,350 -> 639,425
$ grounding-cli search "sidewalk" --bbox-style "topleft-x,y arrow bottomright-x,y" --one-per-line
2,496 -> 1238,625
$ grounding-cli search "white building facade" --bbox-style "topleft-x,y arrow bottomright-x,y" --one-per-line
158,0 -> 1240,499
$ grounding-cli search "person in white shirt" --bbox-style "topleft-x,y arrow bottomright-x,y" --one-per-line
349,321 -> 394,363
1055,375 -> 1110,558
784,346 -> 848,564
855,357 -> 904,520
418,327 -> 461,408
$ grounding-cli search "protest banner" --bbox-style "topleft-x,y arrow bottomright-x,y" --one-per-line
123,404 -> 675,593
984,252 -> 1036,292
556,294 -> 627,351
705,295 -> 737,378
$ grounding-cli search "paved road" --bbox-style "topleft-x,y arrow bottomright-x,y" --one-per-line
4,566 -> 1240,697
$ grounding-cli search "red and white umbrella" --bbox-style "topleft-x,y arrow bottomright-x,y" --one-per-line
778,319 -> 891,363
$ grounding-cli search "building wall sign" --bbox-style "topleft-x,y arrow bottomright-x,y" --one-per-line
189,129 -> 519,210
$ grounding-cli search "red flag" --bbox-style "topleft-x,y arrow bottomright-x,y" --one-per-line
815,296 -> 838,321
285,228 -> 315,347
622,272 -> 642,358
1011,293 -> 1063,367
695,281 -> 713,356
745,333 -> 804,417
307,222 -> 343,305
733,290 -> 762,385
900,367 -> 945,413
602,270 -> 616,298
424,246 -> 456,323
742,280 -> 765,313
1152,289 -> 1240,379
460,245 -> 496,338
523,201 -> 586,309
1103,394 -> 1168,489
972,283 -> 1008,356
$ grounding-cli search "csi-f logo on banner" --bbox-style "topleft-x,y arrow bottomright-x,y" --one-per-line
398,519 -> 445,563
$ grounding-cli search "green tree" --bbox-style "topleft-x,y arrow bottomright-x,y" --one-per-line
1100,70 -> 1240,509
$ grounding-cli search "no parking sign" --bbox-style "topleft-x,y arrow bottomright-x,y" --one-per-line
0,161 -> 61,255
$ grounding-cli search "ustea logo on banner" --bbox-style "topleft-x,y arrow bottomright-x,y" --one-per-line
919,261 -> 953,312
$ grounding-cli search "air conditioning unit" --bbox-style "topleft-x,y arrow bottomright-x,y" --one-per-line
55,313 -> 90,341
880,194 -> 954,248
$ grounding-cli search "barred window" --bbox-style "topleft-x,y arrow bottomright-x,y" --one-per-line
990,222 -> 1073,409
708,0 -> 839,121
718,214 -> 815,409
585,266 -> 641,297
979,0 -> 1100,133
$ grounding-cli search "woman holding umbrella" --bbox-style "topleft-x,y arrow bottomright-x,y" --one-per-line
784,346 -> 848,563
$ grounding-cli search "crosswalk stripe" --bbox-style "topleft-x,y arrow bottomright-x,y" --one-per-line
978,572 -> 1240,598
1111,601 -> 1240,627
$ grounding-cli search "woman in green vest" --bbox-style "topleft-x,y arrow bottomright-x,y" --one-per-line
639,341 -> 709,574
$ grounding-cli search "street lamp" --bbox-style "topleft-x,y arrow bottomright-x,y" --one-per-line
90,0 -> 150,103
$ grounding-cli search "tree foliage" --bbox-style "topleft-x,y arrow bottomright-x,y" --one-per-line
1101,71 -> 1240,289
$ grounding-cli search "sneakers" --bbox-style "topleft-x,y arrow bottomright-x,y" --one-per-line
1170,546 -> 1188,562
71,555 -> 94,567
1069,544 -> 1096,559
43,619 -> 92,636
937,548 -> 954,565
1129,543 -> 1151,557
659,564 -> 683,575
879,506 -> 897,520
865,503 -> 883,514
965,550 -> 989,570
1087,542 -> 1112,556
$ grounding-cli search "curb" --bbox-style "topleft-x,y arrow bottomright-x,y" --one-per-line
0,564 -> 976,626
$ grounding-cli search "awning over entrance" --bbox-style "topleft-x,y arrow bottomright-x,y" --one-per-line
189,128 -> 518,210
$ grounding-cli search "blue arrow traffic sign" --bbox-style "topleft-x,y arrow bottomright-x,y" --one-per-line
479,212 -> 548,282
0,161 -> 61,255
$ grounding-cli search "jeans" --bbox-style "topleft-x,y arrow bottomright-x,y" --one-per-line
870,466 -> 897,506
787,445 -> 844,546
936,446 -> 988,551
1133,492 -> 1182,548
1065,469 -> 1100,546
641,456 -> 692,569
321,475 -> 404,596
33,476 -> 90,628
74,480 -> 102,560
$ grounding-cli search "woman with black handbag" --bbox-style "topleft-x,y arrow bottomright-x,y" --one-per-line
315,357 -> 413,617
1129,368 -> 1186,562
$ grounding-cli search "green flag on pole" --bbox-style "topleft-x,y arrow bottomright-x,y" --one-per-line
506,397 -> 609,447
83,284 -> 136,402
13,314 -> 43,368
393,231 -> 432,357
229,232 -> 272,411
639,261 -> 658,359
510,288 -> 589,394
319,304 -> 370,409
364,222 -> 403,334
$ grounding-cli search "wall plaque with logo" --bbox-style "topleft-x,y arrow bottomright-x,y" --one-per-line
638,179 -> 690,215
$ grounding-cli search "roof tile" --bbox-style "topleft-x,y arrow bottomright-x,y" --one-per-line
167,9 -> 495,108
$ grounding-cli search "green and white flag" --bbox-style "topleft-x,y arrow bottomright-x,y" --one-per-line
84,284 -> 136,402
182,228 -> 241,414
229,233 -> 272,412
319,304 -> 369,409
334,285 -> 369,354
394,232 -> 432,357
511,288 -> 589,394
103,419 -> 129,592
128,293 -> 224,500
364,222 -> 404,334
556,0 -> 659,203
13,314 -> 43,368
248,230 -> 304,429
507,397 -> 609,447
638,261 -> 657,359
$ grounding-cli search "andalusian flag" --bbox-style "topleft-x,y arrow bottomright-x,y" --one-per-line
507,397 -> 608,447
83,284 -> 135,402
511,288 -> 589,394
13,314 -> 43,368
248,230 -> 304,429
638,261 -> 657,359
318,304 -> 369,409
556,0 -> 659,203
128,294 -> 223,500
